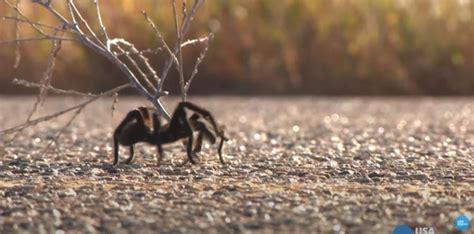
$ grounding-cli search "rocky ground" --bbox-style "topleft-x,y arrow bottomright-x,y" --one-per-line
0,97 -> 473,233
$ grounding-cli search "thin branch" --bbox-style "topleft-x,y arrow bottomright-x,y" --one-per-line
110,38 -> 160,92
33,1 -> 72,27
5,0 -> 49,37
184,33 -> 213,95
133,49 -> 161,89
181,36 -> 210,48
112,41 -> 157,94
32,1 -> 164,118
111,43 -> 166,95
43,105 -> 84,152
2,16 -> 94,39
0,36 -> 78,44
40,28 -> 64,100
141,11 -> 180,68
159,0 -> 204,90
172,0 -> 186,101
69,0 -> 106,48
66,0 -> 79,28
13,78 -> 97,97
93,0 -> 109,48
0,84 -> 130,136
13,0 -> 21,68
113,47 -> 162,56
141,10 -> 179,96
25,27 -> 63,124
1,0 -> 213,125
182,0 -> 187,23
111,92 -> 119,117
3,16 -> 57,29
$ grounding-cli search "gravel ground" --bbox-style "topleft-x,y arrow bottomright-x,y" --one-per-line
0,97 -> 473,233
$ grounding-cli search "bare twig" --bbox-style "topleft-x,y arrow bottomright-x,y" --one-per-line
13,78 -> 96,97
1,0 -> 212,141
111,40 -> 157,93
3,16 -> 58,30
181,36 -> 210,48
43,105 -> 84,152
172,0 -> 186,101
141,10 -> 180,96
93,0 -> 109,47
13,0 -> 21,68
25,27 -> 63,121
182,0 -> 187,23
0,36 -> 78,44
112,44 -> 164,93
0,84 -> 130,135
111,92 -> 119,117
159,0 -> 204,90
68,0 -> 106,48
113,47 -> 162,56
5,0 -> 49,37
30,1 -> 170,118
185,33 -> 213,95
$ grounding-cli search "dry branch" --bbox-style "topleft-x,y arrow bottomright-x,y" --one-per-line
43,105 -> 84,153
13,78 -> 96,97
13,0 -> 21,68
0,84 -> 130,136
0,0 -> 213,147
93,0 -> 109,44
0,37 -> 77,44
172,0 -> 186,101
185,33 -> 213,95
159,0 -> 204,90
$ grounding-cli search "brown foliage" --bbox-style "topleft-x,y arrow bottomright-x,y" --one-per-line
1,0 -> 473,95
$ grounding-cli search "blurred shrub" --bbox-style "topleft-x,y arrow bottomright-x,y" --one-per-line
0,0 -> 473,95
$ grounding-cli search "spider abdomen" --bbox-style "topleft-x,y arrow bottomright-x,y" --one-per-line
115,122 -> 148,145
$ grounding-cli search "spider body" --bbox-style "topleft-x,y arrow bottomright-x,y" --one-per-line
113,102 -> 228,166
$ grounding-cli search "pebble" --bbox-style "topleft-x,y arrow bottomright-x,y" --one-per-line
0,98 -> 470,234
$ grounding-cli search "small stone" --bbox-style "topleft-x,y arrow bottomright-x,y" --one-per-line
339,170 -> 354,176
59,188 -> 77,197
412,173 -> 430,181
368,171 -> 383,178
356,176 -> 372,183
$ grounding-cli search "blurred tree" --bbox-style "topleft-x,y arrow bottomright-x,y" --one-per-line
1,0 -> 473,95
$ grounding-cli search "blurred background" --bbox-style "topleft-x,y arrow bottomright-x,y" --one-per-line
0,0 -> 473,95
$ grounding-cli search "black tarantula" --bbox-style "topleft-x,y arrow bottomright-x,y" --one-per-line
113,101 -> 228,166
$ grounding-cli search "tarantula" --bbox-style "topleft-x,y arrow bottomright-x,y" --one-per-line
113,101 -> 228,166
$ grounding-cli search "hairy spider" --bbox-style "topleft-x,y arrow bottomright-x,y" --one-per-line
113,101 -> 228,166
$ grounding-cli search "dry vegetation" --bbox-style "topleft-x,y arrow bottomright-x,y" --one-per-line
1,0 -> 473,95
0,0 -> 214,146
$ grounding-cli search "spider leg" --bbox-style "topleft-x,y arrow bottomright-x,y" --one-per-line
180,102 -> 228,164
124,145 -> 135,164
180,102 -> 229,141
168,104 -> 198,165
193,131 -> 204,153
113,135 -> 120,166
113,110 -> 143,166
189,114 -> 215,151
156,143 -> 164,166
184,121 -> 197,164
218,137 -> 226,164
179,102 -> 221,133
193,121 -> 217,152
150,112 -> 165,166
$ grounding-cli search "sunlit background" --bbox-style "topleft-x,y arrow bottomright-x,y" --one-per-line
0,0 -> 473,95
